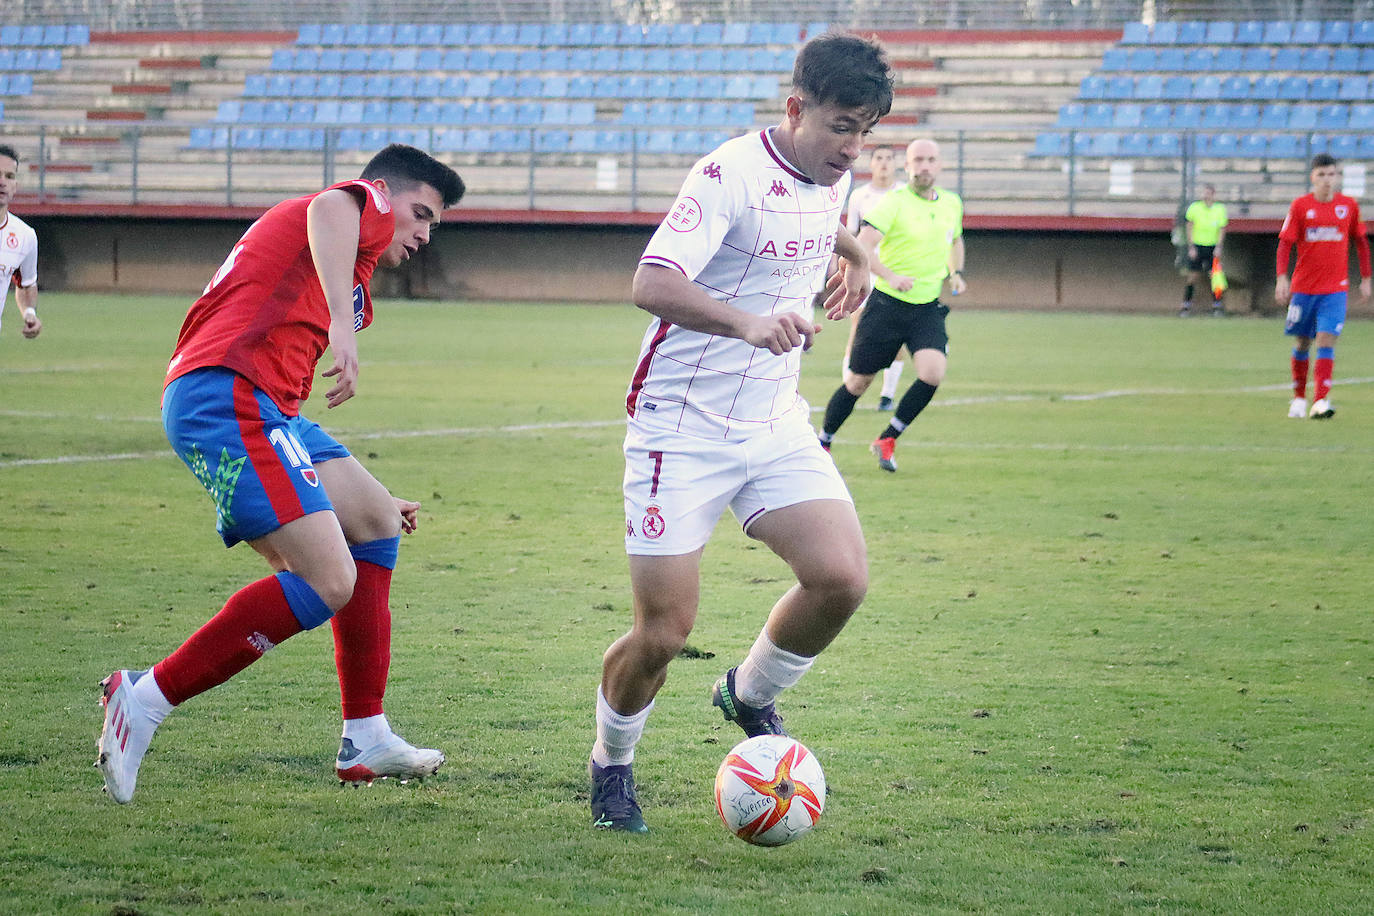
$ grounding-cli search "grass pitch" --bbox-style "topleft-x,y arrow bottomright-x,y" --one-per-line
1,294 -> 1371,914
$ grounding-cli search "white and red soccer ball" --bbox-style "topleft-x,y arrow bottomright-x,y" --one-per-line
714,735 -> 826,846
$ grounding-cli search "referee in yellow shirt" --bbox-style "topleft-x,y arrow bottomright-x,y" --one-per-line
818,138 -> 964,472
1181,183 -> 1228,316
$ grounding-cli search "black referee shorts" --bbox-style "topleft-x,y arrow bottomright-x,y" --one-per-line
847,288 -> 949,376
1187,244 -> 1215,272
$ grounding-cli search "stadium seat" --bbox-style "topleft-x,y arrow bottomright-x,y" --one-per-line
1355,21 -> 1374,44
439,101 -> 466,125
1172,103 -> 1202,128
1329,134 -> 1360,159
18,25 -> 43,45
1083,103 -> 1113,127
1104,76 -> 1134,100
1101,47 -> 1128,71
1301,48 -> 1331,72
316,49 -> 343,70
1154,48 -> 1186,71
320,24 -> 345,45
1288,104 -> 1319,130
1134,75 -> 1163,99
1213,47 -> 1243,72
1278,76 -> 1308,101
289,101 -> 315,122
489,101 -> 516,125
1291,21 -> 1321,44
365,74 -> 392,97
1162,76 -> 1192,100
188,125 -> 218,149
1219,76 -> 1249,100
1120,22 -> 1149,44
1259,103 -> 1290,129
1206,21 -> 1236,44
1237,134 -> 1267,158
1309,77 -> 1340,102
1087,133 -> 1118,156
390,48 -> 418,71
232,127 -> 262,150
1029,132 -> 1067,156
1269,46 -> 1301,72
1316,103 -> 1348,129
1308,133 -> 1331,155
1202,133 -> 1237,157
1079,75 -> 1106,99
1184,48 -> 1213,72
0,25 -> 18,46
1230,102 -> 1259,129
215,99 -> 241,122
620,101 -> 648,125
1262,21 -> 1292,44
1234,20 -> 1265,44
1319,21 -> 1350,44
646,101 -> 674,126
1058,102 -> 1086,127
1118,133 -> 1151,156
265,74 -> 291,97
67,24 -> 90,45
362,100 -> 388,123
389,101 -> 416,124
415,74 -> 440,97
261,127 -> 288,149
1359,134 -> 1374,158
314,100 -> 341,123
1349,102 -> 1374,129
1266,133 -> 1302,159
1151,132 -> 1181,156
1112,103 -> 1141,128
1331,48 -> 1360,72
1152,22 -> 1178,44
1200,103 -> 1230,129
270,48 -> 293,70
1251,75 -> 1280,101
337,101 -> 364,123
1239,47 -> 1270,71
1141,103 -> 1171,128
516,23 -> 542,46
1193,75 -> 1222,100
417,23 -> 443,45
295,23 -> 321,45
1126,48 -> 1155,70
1177,22 -> 1206,44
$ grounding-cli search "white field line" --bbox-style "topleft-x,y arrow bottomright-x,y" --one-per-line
4,378 -> 1373,469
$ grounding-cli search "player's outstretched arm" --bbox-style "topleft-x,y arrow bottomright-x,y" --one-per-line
307,188 -> 364,408
632,263 -> 819,355
15,284 -> 41,339
822,227 -> 871,319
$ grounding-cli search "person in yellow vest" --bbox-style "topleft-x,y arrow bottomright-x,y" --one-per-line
1180,183 -> 1228,316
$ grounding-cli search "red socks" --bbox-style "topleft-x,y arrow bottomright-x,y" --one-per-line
1314,354 -> 1334,402
152,575 -> 303,706
1291,353 -> 1309,399
330,560 -> 393,720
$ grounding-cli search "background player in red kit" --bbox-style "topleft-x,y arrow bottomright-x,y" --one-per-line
1276,153 -> 1372,419
96,145 -> 465,803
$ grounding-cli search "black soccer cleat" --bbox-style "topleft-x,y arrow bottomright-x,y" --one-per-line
712,667 -> 789,738
589,760 -> 648,833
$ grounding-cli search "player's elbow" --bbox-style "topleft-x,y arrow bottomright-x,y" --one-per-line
631,264 -> 678,312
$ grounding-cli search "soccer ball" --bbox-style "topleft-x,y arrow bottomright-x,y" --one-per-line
714,734 -> 825,846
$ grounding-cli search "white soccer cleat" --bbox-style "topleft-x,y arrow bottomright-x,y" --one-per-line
96,670 -> 159,804
336,733 -> 445,786
1309,397 -> 1335,419
1288,397 -> 1308,419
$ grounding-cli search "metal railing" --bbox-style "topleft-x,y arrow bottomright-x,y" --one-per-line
1,119 -> 1347,220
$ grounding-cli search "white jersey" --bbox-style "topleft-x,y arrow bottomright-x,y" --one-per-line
846,180 -> 898,232
0,212 -> 39,305
629,129 -> 851,440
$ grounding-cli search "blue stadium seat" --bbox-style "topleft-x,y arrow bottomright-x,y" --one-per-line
1125,47 -> 1155,70
1058,102 -> 1086,127
265,74 -> 291,97
515,75 -> 542,96
215,99 -> 241,121
489,101 -> 516,125
543,76 -> 570,98
490,50 -> 517,71
1162,76 -> 1192,100
568,129 -> 598,153
1151,22 -> 1178,44
390,47 -> 417,71
289,101 -> 315,121
1288,104 -> 1319,130
1271,46 -> 1301,71
1278,76 -> 1308,101
1300,48 -> 1331,72
1317,103 -> 1348,129
439,102 -> 466,125
1359,134 -> 1374,158
568,101 -> 595,124
389,101 -> 416,123
417,23 -> 443,45
317,49 -> 343,70
232,127 -> 262,149
1263,22 -> 1292,44
1321,21 -> 1350,45
728,102 -> 754,126
1234,21 -> 1265,44
1331,48 -> 1360,72
1329,134 -> 1360,159
1200,103 -> 1229,129
1239,47 -> 1270,71
536,129 -> 572,153
297,24 -> 322,45
1184,47 -> 1213,71
314,100 -> 340,122
270,48 -> 293,70
1151,133 -> 1181,156
1030,132 -> 1068,156
320,24 -> 345,45
1237,134 -> 1268,158
261,127 -> 288,148
1113,103 -> 1141,128
1155,47 -> 1186,71
244,73 -> 267,96
441,23 -> 468,45
1309,77 -> 1340,101
37,48 -> 62,70
1219,76 -> 1249,100
1349,102 -> 1374,129
621,75 -> 647,97
1212,47 -> 1243,72
1230,103 -> 1260,129
415,101 -> 440,123
438,75 -> 465,97
1172,103 -> 1201,127
1206,21 -> 1235,44
1259,103 -> 1290,128
1141,103 -> 1171,128
492,24 -> 519,44
646,101 -> 674,126
678,101 -> 702,125
292,49 -> 319,71
18,25 -> 43,45
1359,48 -> 1374,71
342,48 -> 367,70
1079,75 -> 1106,99
316,74 -> 341,96
700,101 -> 727,125
0,26 -> 19,46
1177,22 -> 1206,44
1101,47 -> 1128,71
67,24 -> 90,45
1134,75 -> 1164,99
336,128 -> 365,150
1087,133 -> 1118,156
188,125 -> 217,149
1195,75 -> 1223,99
647,74 -> 673,97
1251,75 -> 1280,101
490,75 -> 517,97
516,23 -> 543,46
337,101 -> 364,123
1121,22 -> 1149,44
1104,76 -> 1134,99
1083,103 -> 1113,127
364,74 -> 391,96
362,100 -> 388,123
620,101 -> 648,125
1291,21 -> 1321,44
1119,133 -> 1151,156
1267,133 -> 1302,159
415,74 -> 440,97
593,75 -> 620,98
515,102 -> 542,125
1202,133 -> 1237,157
1307,133 -> 1330,155
1355,21 -> 1374,44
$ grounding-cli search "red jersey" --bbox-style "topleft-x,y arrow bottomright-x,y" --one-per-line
1277,192 -> 1372,295
165,179 -> 394,414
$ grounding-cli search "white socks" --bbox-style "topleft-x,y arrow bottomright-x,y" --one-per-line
343,713 -> 390,748
131,670 -> 173,725
735,629 -> 815,709
880,360 -> 904,399
591,687 -> 652,767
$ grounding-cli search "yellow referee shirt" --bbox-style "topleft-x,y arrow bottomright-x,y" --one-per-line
863,185 -> 964,304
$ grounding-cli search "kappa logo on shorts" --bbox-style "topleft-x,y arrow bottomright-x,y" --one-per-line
641,506 -> 666,539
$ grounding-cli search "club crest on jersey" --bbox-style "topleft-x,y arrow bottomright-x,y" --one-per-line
641,506 -> 665,539
1336,205 -> 1349,219
667,197 -> 702,233
352,283 -> 365,330
300,467 -> 319,487
828,186 -> 839,202
5,233 -> 16,249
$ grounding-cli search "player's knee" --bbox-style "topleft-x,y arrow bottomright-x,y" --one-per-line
312,562 -> 358,611
634,619 -> 692,670
802,556 -> 868,614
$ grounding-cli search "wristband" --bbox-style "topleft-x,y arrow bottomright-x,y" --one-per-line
22,308 -> 36,321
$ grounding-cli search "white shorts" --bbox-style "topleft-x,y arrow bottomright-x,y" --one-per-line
623,417 -> 853,556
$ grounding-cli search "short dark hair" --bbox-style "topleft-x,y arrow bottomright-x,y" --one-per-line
361,144 -> 465,208
0,144 -> 19,165
792,32 -> 894,120
1310,153 -> 1339,170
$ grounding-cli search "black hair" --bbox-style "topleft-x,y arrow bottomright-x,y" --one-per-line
1310,153 -> 1339,170
792,32 -> 894,120
360,144 -> 465,208
0,144 -> 19,165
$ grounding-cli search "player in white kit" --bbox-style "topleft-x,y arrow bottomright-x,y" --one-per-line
0,145 -> 43,341
840,145 -> 902,411
589,32 -> 894,832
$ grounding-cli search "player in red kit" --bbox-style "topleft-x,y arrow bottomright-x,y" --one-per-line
96,145 -> 465,803
1276,153 -> 1372,419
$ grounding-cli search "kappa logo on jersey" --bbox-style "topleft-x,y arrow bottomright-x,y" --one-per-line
667,196 -> 703,233
352,283 -> 366,330
766,180 -> 790,198
702,162 -> 723,183
641,506 -> 665,539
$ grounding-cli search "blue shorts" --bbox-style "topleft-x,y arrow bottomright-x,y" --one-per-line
162,367 -> 349,547
1284,291 -> 1346,338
